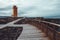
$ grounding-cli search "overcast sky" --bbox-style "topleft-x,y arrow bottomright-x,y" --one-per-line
0,0 -> 60,18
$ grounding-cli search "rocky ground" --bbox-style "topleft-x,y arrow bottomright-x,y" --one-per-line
0,18 -> 49,40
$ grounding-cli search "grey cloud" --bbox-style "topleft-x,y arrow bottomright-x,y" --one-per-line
0,5 -> 12,11
18,6 -> 36,15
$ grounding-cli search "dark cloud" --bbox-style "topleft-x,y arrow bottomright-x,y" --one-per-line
0,6 -> 12,11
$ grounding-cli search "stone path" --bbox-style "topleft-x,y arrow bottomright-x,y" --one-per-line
0,18 -> 49,40
0,18 -> 23,29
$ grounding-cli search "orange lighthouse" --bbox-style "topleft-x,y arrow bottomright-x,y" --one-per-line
12,5 -> 18,17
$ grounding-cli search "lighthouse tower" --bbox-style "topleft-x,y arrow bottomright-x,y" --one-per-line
12,5 -> 18,17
